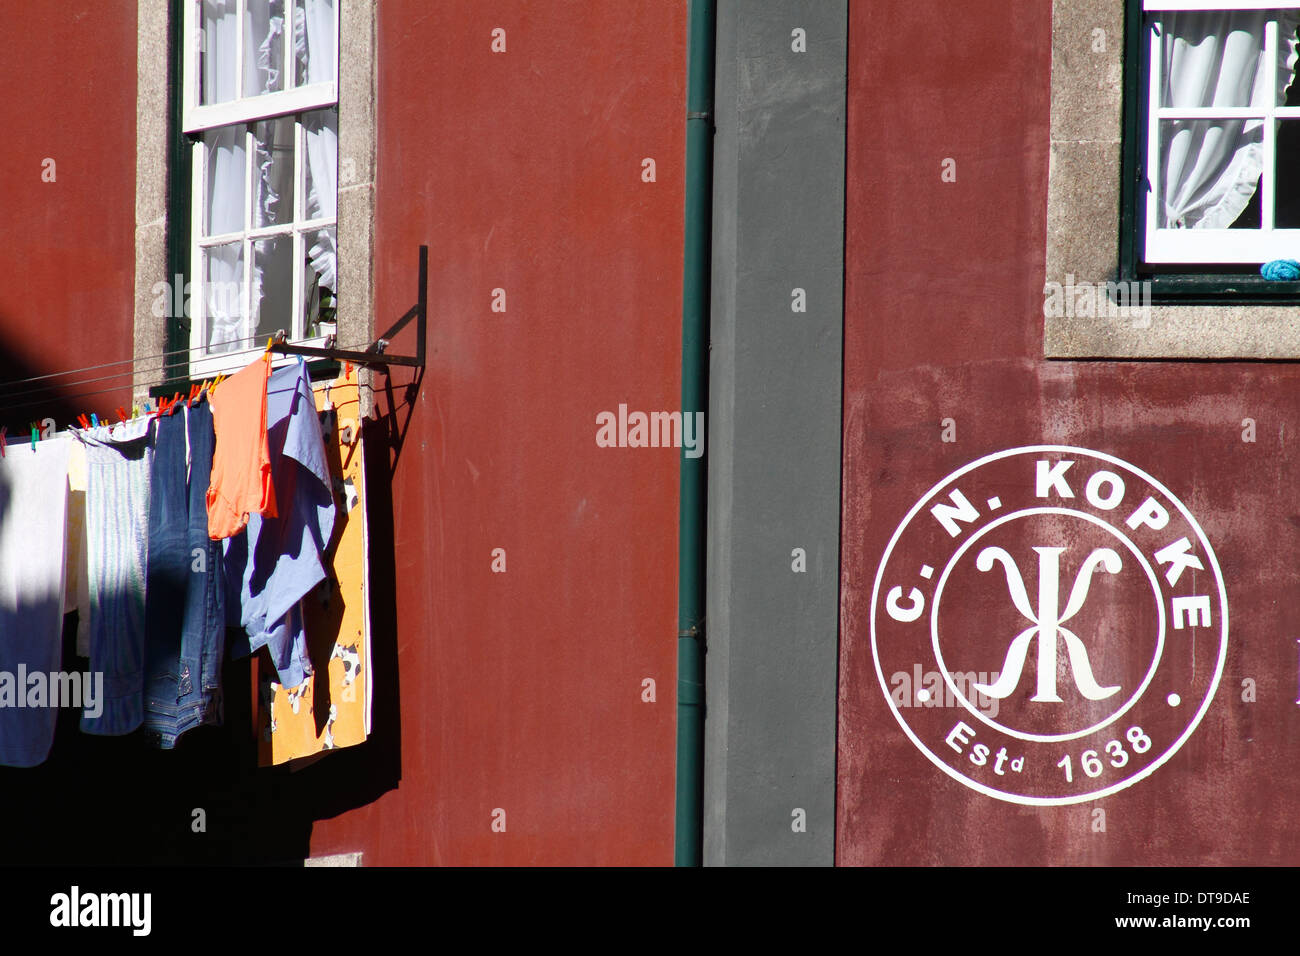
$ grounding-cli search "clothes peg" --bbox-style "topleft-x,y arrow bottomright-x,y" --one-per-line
132,404 -> 140,419
90,413 -> 99,428
116,406 -> 128,423
0,426 -> 7,458
30,426 -> 37,451
77,414 -> 90,429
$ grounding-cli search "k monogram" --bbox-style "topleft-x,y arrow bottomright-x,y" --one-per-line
973,546 -> 1122,703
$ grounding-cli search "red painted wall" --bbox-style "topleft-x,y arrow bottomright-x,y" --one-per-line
309,0 -> 686,865
839,1 -> 1300,864
0,2 -> 136,425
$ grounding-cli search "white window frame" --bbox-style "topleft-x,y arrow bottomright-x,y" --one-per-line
181,0 -> 340,378
182,0 -> 337,132
1141,1 -> 1300,264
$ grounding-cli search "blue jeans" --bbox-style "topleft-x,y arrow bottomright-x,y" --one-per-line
143,404 -> 226,748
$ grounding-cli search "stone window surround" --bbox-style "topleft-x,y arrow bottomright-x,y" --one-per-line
133,0 -> 377,396
1045,0 -> 1300,359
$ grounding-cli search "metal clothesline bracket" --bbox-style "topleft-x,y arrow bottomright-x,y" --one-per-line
269,245 -> 428,370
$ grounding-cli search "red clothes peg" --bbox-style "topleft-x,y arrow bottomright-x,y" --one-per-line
0,426 -> 7,457
116,406 -> 128,423
77,414 -> 90,429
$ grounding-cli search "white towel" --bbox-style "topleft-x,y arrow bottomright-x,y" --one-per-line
0,434 -> 72,766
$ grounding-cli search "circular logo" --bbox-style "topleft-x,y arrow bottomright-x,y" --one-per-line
870,446 -> 1228,805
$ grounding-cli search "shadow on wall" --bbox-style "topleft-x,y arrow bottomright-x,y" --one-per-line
0,344 -> 403,864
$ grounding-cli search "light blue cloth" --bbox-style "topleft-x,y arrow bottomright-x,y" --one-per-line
79,419 -> 153,736
225,359 -> 334,687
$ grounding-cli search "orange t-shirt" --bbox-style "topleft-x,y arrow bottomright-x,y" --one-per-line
207,356 -> 278,539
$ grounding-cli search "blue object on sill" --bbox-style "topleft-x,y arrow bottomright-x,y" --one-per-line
1260,259 -> 1300,281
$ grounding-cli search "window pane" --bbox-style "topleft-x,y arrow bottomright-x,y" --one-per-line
253,117 -> 295,227
201,0 -> 240,105
303,225 -> 337,337
1159,11 -> 1293,109
252,235 -> 294,339
303,109 -> 337,221
204,126 -> 247,236
294,0 -> 337,87
1277,119 -> 1300,227
1228,176 -> 1263,228
1158,119 -> 1263,228
243,0 -> 286,97
204,242 -> 245,353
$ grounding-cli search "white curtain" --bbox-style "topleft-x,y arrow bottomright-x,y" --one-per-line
205,123 -> 246,352
246,0 -> 284,97
206,244 -> 244,353
1160,11 -> 1300,229
296,0 -> 336,88
304,111 -> 337,295
201,0 -> 337,347
299,0 -> 338,299
201,0 -> 239,105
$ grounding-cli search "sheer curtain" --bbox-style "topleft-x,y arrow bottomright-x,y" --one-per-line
299,0 -> 338,306
200,0 -> 337,351
1160,11 -> 1300,229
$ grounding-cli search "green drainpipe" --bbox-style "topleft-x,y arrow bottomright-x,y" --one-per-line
675,0 -> 715,868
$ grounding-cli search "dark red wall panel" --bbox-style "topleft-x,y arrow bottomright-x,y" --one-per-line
310,0 -> 685,865
0,3 -> 136,423
839,1 -> 1300,864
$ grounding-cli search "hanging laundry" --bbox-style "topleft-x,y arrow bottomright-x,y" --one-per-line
0,434 -> 73,766
143,402 -> 226,748
258,368 -> 372,764
78,419 -> 153,736
65,440 -> 91,658
207,355 -> 276,540
225,357 -> 334,689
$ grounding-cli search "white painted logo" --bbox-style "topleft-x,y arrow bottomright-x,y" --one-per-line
871,446 -> 1228,805
974,545 -> 1121,703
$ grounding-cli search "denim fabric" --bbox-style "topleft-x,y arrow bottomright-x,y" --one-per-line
143,403 -> 226,748
80,420 -> 152,736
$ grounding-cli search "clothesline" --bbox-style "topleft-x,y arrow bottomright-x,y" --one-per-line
0,332 -> 270,395
0,356 -> 372,767
0,334 -> 328,419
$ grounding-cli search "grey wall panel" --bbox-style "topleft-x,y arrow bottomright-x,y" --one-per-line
704,0 -> 847,867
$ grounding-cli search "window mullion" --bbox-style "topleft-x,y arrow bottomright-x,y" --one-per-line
1262,18 -> 1279,232
282,0 -> 293,92
245,126 -> 255,347
191,138 -> 207,358
1145,16 -> 1163,244
184,0 -> 199,125
293,117 -> 305,338
236,0 -> 246,101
